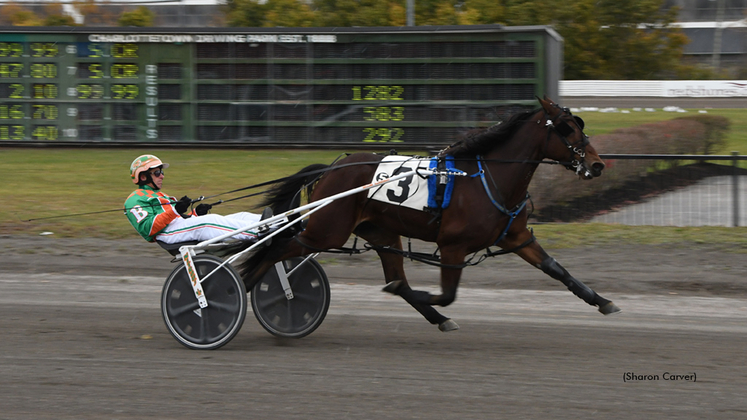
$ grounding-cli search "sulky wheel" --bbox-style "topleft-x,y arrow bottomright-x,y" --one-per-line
161,255 -> 247,350
251,257 -> 330,338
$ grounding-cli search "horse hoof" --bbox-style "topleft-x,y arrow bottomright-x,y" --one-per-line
382,280 -> 403,295
598,301 -> 622,315
438,319 -> 459,332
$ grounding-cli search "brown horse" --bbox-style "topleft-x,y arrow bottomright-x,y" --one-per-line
240,97 -> 620,332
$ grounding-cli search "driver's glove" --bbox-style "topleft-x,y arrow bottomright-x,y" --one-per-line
195,203 -> 212,216
174,196 -> 191,215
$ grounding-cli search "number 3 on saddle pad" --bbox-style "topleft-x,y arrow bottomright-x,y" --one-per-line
367,156 -> 431,210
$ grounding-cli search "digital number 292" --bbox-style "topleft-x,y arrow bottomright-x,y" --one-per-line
363,128 -> 404,143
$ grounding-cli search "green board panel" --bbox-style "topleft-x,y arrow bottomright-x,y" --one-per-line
0,26 -> 561,146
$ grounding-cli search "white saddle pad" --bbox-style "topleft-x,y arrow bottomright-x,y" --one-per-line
366,156 -> 430,211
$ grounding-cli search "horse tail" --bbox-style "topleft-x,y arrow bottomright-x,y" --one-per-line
259,163 -> 329,214
238,163 -> 328,287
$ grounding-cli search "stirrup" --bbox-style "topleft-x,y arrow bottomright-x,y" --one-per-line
257,207 -> 274,247
258,207 -> 273,233
260,207 -> 273,221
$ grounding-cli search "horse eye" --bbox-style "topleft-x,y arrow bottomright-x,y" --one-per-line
556,122 -> 574,137
573,116 -> 585,130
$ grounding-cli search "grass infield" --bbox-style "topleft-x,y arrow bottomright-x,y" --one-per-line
2,108 -> 746,248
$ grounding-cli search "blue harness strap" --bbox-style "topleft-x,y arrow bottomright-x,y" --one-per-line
470,155 -> 529,245
427,155 -> 457,209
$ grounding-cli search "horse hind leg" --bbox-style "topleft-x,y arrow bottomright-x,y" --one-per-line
354,223 -> 457,332
383,280 -> 459,332
382,245 -> 466,332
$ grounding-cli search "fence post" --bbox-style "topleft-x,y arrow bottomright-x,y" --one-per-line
733,151 -> 740,227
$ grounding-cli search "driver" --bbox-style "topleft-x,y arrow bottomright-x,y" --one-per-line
124,154 -> 262,244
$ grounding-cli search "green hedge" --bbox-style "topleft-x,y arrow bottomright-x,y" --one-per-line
529,115 -> 731,212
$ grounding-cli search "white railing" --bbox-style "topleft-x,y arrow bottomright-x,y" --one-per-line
560,80 -> 747,98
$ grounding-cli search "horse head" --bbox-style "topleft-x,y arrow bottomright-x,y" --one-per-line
538,96 -> 605,179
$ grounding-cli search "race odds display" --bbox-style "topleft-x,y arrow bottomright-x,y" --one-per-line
0,26 -> 561,145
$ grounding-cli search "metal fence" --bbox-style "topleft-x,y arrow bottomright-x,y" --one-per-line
529,153 -> 746,227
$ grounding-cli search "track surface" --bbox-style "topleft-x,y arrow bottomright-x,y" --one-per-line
2,236 -> 747,419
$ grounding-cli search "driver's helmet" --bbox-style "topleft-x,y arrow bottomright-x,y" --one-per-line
130,154 -> 169,184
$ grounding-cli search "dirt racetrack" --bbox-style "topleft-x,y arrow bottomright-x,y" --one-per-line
2,234 -> 747,419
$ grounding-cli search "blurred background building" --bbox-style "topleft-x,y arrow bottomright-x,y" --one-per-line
1,0 -> 746,76
667,0 -> 747,75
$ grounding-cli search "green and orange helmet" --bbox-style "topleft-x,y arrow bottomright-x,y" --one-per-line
130,154 -> 169,184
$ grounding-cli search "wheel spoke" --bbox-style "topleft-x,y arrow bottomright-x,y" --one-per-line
206,300 -> 239,312
169,301 -> 201,317
201,273 -> 227,295
289,291 -> 322,304
284,300 -> 294,329
199,310 -> 210,343
254,294 -> 288,311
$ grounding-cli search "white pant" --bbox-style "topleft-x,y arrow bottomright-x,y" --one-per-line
155,212 -> 262,244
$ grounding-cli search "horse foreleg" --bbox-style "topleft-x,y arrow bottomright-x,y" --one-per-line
505,229 -> 621,315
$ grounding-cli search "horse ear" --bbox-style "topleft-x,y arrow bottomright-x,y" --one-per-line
537,96 -> 554,114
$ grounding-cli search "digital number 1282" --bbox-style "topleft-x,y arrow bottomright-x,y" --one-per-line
352,85 -> 404,101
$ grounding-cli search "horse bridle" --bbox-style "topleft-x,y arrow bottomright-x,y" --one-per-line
541,106 -> 591,177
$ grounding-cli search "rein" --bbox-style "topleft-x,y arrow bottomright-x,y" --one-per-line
23,156 -> 562,223
214,154 -> 570,203
25,144 -> 574,222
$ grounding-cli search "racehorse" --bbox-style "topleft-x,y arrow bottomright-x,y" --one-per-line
239,96 -> 620,332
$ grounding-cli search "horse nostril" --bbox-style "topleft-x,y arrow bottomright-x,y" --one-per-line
591,162 -> 605,175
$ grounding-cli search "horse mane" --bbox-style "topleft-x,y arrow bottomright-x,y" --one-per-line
440,107 -> 540,158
